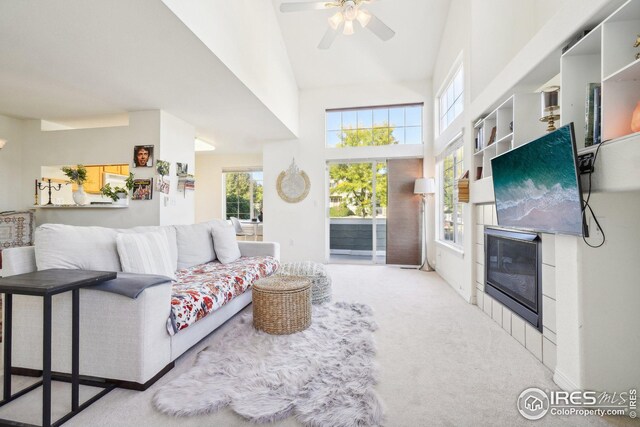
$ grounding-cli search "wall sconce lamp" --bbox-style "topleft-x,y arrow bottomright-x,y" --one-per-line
0,139 -> 7,150
540,86 -> 560,132
414,177 -> 436,272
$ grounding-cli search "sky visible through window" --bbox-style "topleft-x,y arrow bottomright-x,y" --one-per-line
439,67 -> 464,133
326,105 -> 423,148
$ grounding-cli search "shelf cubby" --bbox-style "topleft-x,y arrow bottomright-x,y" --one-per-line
602,0 -> 640,78
471,92 -> 541,185
561,0 -> 640,145
561,26 -> 602,150
512,92 -> 541,147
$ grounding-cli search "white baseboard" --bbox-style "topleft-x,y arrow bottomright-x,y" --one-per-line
554,368 -> 580,391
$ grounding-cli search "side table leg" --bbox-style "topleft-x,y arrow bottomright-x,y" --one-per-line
72,289 -> 79,411
3,293 -> 11,401
43,294 -> 52,427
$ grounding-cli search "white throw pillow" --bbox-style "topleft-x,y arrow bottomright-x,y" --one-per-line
116,231 -> 176,280
35,224 -> 122,272
174,222 -> 217,269
118,225 -> 178,272
211,224 -> 242,264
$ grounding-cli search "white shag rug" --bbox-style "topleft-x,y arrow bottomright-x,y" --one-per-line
153,302 -> 384,426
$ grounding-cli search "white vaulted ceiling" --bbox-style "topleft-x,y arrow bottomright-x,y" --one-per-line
0,0 -> 296,152
0,0 -> 452,152
273,0 -> 452,89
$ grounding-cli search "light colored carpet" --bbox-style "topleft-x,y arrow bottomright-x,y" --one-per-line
153,302 -> 383,426
0,265 -> 635,426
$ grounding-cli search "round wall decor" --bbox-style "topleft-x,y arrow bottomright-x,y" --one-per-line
277,159 -> 310,203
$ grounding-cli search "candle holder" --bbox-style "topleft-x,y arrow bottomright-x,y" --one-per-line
540,86 -> 561,132
37,179 -> 65,206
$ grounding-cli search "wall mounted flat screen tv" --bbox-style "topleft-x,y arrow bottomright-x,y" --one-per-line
491,123 -> 584,235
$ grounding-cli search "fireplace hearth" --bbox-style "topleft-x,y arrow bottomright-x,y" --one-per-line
484,228 -> 542,331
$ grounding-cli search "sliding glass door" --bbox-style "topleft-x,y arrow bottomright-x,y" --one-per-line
328,161 -> 387,264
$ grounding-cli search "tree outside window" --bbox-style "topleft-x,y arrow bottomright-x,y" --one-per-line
225,171 -> 262,220
440,145 -> 464,245
328,129 -> 389,218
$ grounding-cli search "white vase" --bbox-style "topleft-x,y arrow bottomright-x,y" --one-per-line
115,193 -> 129,206
73,184 -> 89,206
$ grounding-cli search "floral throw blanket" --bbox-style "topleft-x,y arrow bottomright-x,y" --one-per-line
167,256 -> 279,335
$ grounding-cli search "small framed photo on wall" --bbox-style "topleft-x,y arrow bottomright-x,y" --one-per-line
176,162 -> 188,177
133,145 -> 154,168
132,178 -> 153,200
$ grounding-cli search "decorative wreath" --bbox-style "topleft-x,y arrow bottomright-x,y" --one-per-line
277,159 -> 310,203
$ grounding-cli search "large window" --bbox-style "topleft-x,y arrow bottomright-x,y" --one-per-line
326,104 -> 423,148
224,171 -> 263,220
439,144 -> 464,245
438,65 -> 464,133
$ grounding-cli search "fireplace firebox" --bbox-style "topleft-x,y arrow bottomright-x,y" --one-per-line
484,228 -> 542,331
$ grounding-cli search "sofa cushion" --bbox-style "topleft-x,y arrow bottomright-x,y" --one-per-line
211,223 -> 241,264
174,222 -> 218,269
116,231 -> 177,281
35,224 -> 121,271
119,225 -> 178,272
169,256 -> 280,334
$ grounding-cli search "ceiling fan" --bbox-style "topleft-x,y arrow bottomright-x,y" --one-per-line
280,0 -> 395,49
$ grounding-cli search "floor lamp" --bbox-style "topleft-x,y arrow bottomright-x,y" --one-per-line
414,177 -> 435,271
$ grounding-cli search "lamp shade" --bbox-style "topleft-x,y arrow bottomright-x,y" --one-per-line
0,139 -> 6,150
414,177 -> 435,195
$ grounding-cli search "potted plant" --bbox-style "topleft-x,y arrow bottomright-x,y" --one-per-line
61,164 -> 89,206
100,173 -> 134,206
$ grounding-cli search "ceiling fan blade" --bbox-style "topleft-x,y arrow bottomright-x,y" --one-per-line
318,26 -> 340,50
280,2 -> 332,12
366,14 -> 395,41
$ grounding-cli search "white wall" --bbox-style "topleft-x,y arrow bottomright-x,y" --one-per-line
470,0 -> 618,118
431,0 -> 618,303
469,0 -> 566,101
161,0 -> 299,136
195,152 -> 262,222
558,192 -> 640,392
0,114 -> 24,212
432,0 -> 474,302
158,111 -> 195,225
434,0 -> 637,392
263,80 -> 431,263
20,111 -> 160,227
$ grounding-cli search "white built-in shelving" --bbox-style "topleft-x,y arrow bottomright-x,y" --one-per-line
471,0 -> 640,204
470,91 -> 543,203
472,93 -> 540,183
563,0 -> 640,146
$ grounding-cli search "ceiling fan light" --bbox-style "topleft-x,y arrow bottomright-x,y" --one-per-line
328,11 -> 344,30
356,9 -> 371,27
343,2 -> 358,21
343,19 -> 355,35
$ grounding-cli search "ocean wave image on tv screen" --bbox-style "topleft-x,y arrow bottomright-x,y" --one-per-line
491,126 -> 582,235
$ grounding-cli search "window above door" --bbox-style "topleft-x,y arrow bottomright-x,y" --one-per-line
326,104 -> 424,148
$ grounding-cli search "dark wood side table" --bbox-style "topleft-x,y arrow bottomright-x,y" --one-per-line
0,268 -> 117,427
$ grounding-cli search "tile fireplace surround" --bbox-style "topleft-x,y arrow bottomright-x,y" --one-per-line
474,204 -> 557,371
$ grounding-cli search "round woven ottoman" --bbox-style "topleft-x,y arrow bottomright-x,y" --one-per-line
275,261 -> 332,305
252,276 -> 312,335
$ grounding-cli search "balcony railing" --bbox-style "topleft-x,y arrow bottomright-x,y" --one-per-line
329,217 -> 386,253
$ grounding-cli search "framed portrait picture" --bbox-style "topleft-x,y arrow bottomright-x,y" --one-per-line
133,145 -> 154,168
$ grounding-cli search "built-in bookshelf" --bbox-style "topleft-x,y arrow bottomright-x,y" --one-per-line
472,93 -> 539,182
562,0 -> 640,148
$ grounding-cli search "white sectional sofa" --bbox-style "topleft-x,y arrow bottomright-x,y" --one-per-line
1,221 -> 280,389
